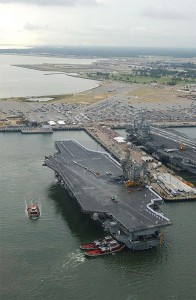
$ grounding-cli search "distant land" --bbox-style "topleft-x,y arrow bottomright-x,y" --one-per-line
0,45 -> 196,58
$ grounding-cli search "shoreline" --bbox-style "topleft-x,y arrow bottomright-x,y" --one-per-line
1,122 -> 196,133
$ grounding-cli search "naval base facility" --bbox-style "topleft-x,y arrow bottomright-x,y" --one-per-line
45,140 -> 171,251
126,119 -> 196,175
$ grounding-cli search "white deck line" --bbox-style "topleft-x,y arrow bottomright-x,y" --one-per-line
146,186 -> 171,222
71,139 -> 122,169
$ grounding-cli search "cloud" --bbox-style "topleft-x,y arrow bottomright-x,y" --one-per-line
142,7 -> 196,20
24,23 -> 49,31
0,0 -> 101,6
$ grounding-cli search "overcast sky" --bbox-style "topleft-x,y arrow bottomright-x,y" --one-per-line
0,0 -> 195,48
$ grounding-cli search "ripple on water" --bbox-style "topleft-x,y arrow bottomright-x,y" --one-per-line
61,250 -> 86,270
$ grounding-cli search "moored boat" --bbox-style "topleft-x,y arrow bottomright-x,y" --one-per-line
26,204 -> 40,219
80,236 -> 113,250
85,240 -> 125,257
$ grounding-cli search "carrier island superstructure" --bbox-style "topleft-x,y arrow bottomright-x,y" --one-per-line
45,140 -> 171,251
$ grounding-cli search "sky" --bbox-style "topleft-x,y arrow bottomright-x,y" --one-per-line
0,0 -> 195,48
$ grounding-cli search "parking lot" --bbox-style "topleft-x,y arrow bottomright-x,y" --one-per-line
0,81 -> 195,127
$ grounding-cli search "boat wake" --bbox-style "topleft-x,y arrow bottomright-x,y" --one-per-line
61,250 -> 85,270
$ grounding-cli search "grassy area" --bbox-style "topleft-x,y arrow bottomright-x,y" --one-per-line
51,92 -> 110,104
0,91 -> 112,105
0,111 -> 6,118
0,97 -> 26,102
88,73 -> 196,85
127,85 -> 184,103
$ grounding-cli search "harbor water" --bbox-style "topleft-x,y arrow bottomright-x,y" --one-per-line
0,131 -> 195,300
0,55 -> 99,98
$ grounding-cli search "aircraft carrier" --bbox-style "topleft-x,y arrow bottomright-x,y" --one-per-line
126,119 -> 196,175
45,140 -> 171,251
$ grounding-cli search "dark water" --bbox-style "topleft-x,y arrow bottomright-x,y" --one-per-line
0,131 -> 196,300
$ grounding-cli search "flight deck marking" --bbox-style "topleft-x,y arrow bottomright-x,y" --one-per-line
92,157 -> 102,160
59,142 -> 74,157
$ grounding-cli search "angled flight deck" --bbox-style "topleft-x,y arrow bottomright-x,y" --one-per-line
45,140 -> 171,250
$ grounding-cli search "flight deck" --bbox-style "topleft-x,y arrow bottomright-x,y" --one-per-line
45,140 -> 171,250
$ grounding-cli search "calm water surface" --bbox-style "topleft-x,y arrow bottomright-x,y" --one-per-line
0,55 -> 99,98
0,131 -> 196,300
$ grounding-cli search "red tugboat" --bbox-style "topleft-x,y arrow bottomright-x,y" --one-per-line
85,240 -> 125,258
26,204 -> 40,220
80,236 -> 113,250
